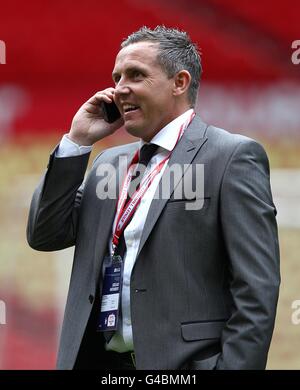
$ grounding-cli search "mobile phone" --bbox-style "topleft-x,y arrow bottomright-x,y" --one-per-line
101,100 -> 121,123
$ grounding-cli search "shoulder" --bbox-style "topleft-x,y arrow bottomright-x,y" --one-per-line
205,124 -> 268,163
92,141 -> 139,166
207,124 -> 256,148
191,115 -> 266,157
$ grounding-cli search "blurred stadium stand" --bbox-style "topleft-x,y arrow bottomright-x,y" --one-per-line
0,0 -> 299,139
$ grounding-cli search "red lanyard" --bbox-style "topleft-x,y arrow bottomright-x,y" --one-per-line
112,111 -> 195,254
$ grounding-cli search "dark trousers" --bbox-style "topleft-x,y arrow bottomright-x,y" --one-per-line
74,291 -> 135,370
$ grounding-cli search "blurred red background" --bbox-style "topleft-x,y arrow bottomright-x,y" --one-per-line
0,0 -> 299,139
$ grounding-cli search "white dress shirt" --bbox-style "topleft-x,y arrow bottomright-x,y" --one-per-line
56,109 -> 194,352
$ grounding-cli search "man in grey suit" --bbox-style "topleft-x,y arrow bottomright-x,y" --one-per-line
27,26 -> 280,370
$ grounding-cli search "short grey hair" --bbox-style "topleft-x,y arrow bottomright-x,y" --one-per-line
121,26 -> 202,106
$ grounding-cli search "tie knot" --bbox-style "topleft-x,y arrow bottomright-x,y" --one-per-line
138,143 -> 158,166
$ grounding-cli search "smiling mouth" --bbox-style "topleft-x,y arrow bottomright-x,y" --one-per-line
123,107 -> 141,119
123,105 -> 140,114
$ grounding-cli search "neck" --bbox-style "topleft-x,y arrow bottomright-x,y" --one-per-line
141,105 -> 192,142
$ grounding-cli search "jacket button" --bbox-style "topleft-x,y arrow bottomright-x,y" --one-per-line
88,294 -> 94,304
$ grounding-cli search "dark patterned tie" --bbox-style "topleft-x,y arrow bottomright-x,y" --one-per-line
104,143 -> 158,343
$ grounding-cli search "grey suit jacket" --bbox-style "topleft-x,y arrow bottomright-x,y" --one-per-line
27,115 -> 280,370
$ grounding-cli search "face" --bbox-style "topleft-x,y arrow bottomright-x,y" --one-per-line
112,42 -> 179,141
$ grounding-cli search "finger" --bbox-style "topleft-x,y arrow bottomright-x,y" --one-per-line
83,97 -> 109,116
81,88 -> 117,115
88,94 -> 111,107
96,88 -> 116,99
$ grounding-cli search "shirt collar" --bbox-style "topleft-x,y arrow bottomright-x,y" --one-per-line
139,109 -> 194,152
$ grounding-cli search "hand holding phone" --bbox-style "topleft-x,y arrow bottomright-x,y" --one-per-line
68,88 -> 123,146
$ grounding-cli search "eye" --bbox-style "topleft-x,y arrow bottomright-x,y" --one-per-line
113,74 -> 121,85
132,70 -> 144,80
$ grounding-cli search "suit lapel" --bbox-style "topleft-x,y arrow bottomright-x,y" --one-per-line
136,115 -> 208,258
93,144 -> 138,288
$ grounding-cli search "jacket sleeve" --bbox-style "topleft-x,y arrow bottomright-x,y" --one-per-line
216,140 -> 280,369
26,146 -> 91,251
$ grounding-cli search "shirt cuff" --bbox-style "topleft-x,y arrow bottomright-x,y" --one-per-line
56,134 -> 93,157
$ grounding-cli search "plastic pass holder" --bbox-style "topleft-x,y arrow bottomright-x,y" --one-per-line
97,255 -> 123,332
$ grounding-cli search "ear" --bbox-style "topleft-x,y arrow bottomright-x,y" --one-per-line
172,70 -> 191,98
